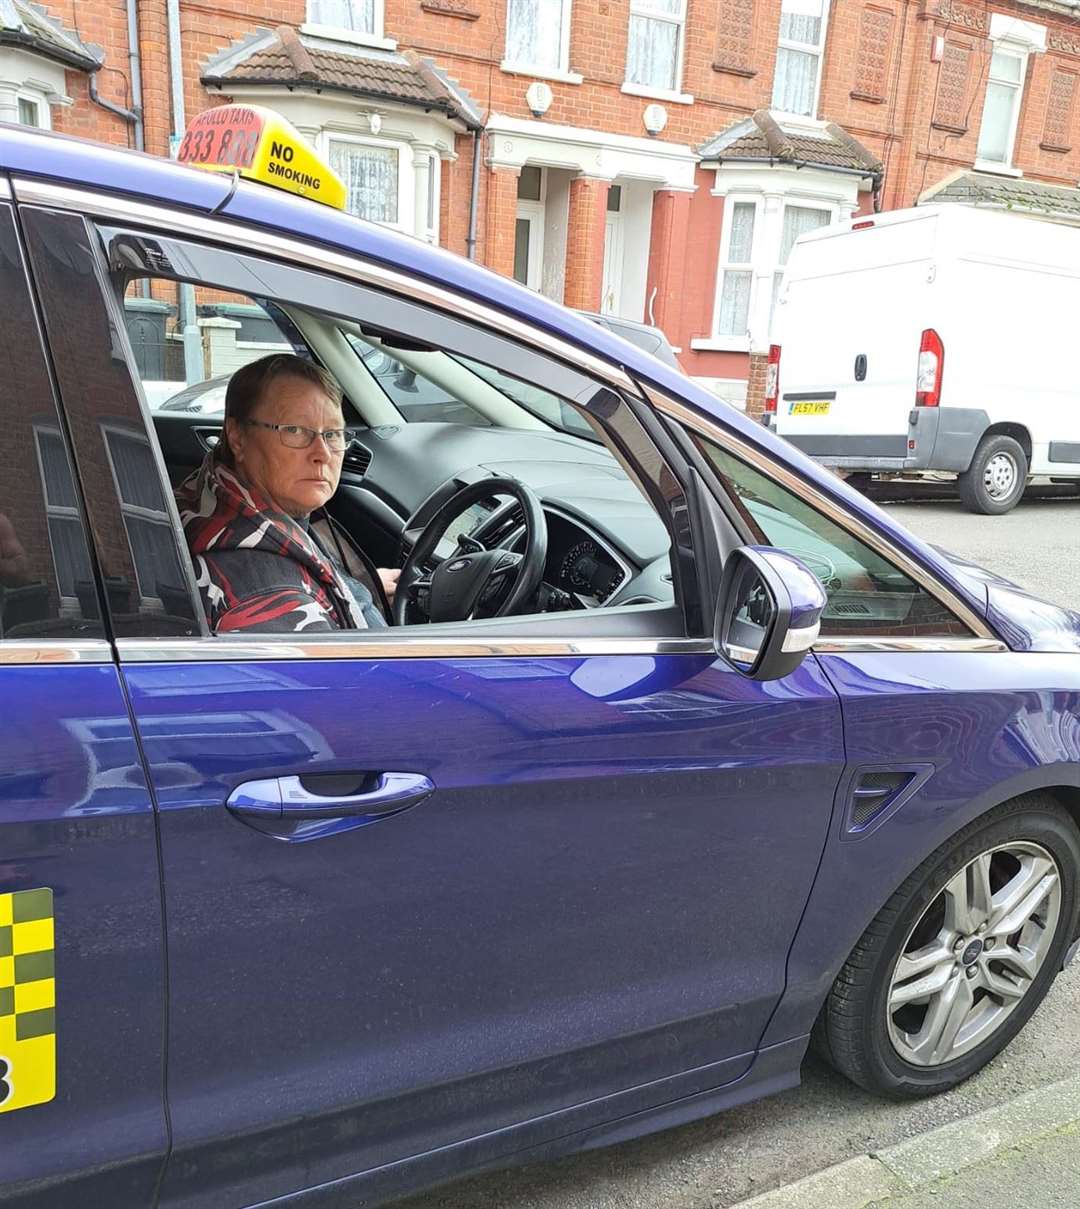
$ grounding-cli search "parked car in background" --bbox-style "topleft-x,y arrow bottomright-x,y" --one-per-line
768,206 -> 1080,514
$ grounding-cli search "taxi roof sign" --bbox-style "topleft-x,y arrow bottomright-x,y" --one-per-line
177,104 -> 347,211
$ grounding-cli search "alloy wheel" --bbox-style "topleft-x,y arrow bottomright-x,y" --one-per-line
886,842 -> 1061,1067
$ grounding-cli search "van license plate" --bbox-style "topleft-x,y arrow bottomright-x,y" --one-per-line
790,401 -> 831,416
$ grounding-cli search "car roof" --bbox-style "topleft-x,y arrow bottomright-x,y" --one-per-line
0,122 -> 986,612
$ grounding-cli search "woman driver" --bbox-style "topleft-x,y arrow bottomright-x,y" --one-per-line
176,353 -> 399,634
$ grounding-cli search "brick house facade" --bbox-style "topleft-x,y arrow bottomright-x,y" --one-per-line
4,0 -> 1080,415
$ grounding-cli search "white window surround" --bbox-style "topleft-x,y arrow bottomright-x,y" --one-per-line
771,0 -> 832,120
318,130 -> 415,233
499,61 -> 584,85
302,0 -> 396,50
693,165 -> 856,353
974,19 -> 1045,174
620,81 -> 693,105
503,0 -> 576,81
623,0 -> 688,100
300,23 -> 397,51
16,89 -> 50,128
709,195 -> 760,350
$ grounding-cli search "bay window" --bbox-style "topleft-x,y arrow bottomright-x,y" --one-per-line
326,137 -> 406,228
625,0 -> 687,95
772,0 -> 829,117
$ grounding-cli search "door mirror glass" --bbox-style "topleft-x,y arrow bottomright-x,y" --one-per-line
717,546 -> 826,680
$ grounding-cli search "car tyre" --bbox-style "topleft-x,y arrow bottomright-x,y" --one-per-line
958,434 -> 1028,514
815,795 -> 1080,1099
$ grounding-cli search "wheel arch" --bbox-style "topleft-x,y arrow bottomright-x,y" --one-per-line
981,422 -> 1033,465
763,765 -> 1080,1049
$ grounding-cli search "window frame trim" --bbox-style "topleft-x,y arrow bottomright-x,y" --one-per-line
623,0 -> 688,96
646,388 -> 1003,649
770,0 -> 832,119
975,43 -> 1029,170
317,131 -> 413,232
712,194 -> 760,344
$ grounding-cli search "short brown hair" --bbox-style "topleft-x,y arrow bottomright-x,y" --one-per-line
216,354 -> 344,467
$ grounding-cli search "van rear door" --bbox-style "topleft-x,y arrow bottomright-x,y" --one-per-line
773,214 -> 938,467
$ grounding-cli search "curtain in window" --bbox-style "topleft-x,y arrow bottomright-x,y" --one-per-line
718,272 -> 752,337
780,205 -> 829,263
772,46 -> 819,114
38,431 -> 78,509
506,0 -> 565,68
328,142 -> 399,223
308,0 -> 375,32
47,517 -> 93,598
717,202 -> 756,337
626,14 -> 679,91
976,85 -> 1014,161
727,201 -> 756,262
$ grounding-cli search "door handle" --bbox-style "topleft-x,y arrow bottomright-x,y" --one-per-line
227,772 -> 434,821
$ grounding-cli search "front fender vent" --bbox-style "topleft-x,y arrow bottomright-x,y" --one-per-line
850,770 -> 913,829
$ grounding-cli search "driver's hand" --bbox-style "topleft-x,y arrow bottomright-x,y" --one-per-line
378,567 -> 401,602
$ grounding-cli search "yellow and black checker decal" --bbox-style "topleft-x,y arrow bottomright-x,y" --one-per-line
0,888 -> 56,1113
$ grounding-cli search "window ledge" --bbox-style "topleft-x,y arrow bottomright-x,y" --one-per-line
500,61 -> 584,84
299,23 -> 398,51
620,82 -> 694,105
973,160 -> 1023,178
691,336 -> 750,352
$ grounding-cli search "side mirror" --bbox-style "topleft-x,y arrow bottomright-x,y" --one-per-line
716,546 -> 827,681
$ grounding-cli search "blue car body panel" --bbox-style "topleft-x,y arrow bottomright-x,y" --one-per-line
122,652 -> 843,1207
0,666 -> 167,1207
764,651 -> 1080,1047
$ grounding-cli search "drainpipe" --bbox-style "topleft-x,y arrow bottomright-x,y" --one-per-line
127,0 -> 145,152
166,0 -> 202,384
88,73 -> 140,130
465,127 -> 482,261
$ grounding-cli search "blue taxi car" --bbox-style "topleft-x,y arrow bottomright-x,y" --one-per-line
2,117 -> 1080,1209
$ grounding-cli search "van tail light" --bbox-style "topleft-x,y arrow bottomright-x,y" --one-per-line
915,329 -> 944,407
764,344 -> 781,414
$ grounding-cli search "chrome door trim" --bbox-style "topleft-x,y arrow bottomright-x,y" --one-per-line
11,179 -> 636,394
116,635 -> 716,663
813,636 -> 1007,653
0,640 -> 113,665
650,392 -> 1002,645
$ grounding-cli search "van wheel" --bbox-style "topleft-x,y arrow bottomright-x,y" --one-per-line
815,795 -> 1079,1099
958,435 -> 1027,514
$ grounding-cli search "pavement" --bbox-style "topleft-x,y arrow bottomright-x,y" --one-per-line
735,1072 -> 1080,1208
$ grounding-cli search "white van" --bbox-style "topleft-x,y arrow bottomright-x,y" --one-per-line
768,205 -> 1080,513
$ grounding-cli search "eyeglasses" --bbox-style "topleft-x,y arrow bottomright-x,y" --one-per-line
243,419 -> 355,451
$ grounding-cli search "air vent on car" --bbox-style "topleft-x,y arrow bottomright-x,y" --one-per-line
342,442 -> 372,477
830,600 -> 872,616
847,770 -> 915,831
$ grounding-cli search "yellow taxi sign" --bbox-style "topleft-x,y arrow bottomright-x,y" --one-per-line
177,104 -> 347,211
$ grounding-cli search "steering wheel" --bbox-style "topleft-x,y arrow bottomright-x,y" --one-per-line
393,477 -> 548,625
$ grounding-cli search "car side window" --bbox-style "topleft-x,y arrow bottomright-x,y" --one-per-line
695,436 -> 970,638
0,205 -> 102,641
19,208 -> 201,637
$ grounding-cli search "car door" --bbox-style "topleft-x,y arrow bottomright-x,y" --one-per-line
0,200 -> 168,1207
22,198 -> 847,1209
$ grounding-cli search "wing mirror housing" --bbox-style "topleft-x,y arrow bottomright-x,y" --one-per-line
715,546 -> 827,681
